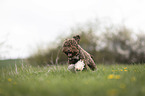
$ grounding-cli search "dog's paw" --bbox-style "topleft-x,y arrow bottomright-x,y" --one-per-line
75,60 -> 85,71
67,64 -> 75,72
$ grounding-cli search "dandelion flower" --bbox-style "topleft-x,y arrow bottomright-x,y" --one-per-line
13,82 -> 17,85
107,89 -> 118,96
115,75 -> 121,79
112,70 -> 115,72
124,67 -> 127,69
108,74 -> 114,79
131,76 -> 136,82
120,83 -> 126,89
8,78 -> 12,82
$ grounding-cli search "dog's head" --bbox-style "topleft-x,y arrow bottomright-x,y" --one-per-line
62,35 -> 80,57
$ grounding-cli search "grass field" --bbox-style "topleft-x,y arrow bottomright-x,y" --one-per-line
0,59 -> 145,96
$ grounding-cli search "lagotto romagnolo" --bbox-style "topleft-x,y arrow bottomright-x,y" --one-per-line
62,35 -> 97,71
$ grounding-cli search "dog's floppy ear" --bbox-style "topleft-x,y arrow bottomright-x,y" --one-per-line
73,35 -> 80,44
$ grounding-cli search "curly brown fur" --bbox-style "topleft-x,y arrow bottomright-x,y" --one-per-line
62,35 -> 97,71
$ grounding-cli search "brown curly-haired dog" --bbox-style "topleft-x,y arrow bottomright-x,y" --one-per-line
62,35 -> 97,71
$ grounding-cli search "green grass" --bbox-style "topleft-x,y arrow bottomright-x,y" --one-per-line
0,60 -> 145,96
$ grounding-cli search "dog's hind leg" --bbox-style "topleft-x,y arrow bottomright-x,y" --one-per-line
88,59 -> 97,71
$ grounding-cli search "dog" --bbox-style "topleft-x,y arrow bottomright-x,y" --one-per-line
62,35 -> 97,71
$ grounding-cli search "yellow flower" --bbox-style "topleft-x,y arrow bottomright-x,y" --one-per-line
120,83 -> 126,89
13,82 -> 17,85
112,70 -> 115,72
124,67 -> 127,69
131,76 -> 136,82
115,75 -> 121,79
107,89 -> 118,96
108,74 -> 114,79
120,69 -> 123,71
8,78 -> 12,82
108,74 -> 121,79
124,70 -> 127,71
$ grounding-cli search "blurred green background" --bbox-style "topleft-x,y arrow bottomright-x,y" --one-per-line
24,20 -> 145,66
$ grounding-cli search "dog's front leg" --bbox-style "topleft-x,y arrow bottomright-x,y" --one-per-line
68,58 -> 73,64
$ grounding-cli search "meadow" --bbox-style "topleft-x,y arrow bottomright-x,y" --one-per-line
0,59 -> 145,96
